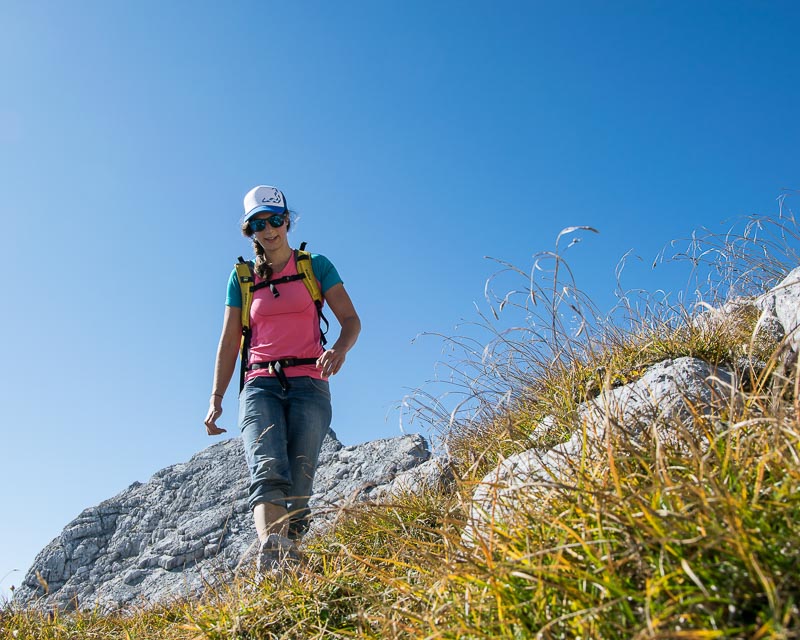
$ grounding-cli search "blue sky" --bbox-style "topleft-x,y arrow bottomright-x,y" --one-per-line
2,1 -> 798,600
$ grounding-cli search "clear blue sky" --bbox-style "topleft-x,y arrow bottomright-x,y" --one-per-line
2,1 -> 798,600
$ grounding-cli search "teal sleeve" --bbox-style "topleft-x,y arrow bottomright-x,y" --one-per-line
311,254 -> 343,293
226,267 -> 242,307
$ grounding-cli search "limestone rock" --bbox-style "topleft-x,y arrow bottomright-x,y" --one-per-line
692,298 -> 756,334
756,266 -> 800,353
305,432 -> 431,532
14,431 -> 430,612
577,356 -> 733,443
377,455 -> 454,499
466,357 -> 733,545
693,298 -> 783,355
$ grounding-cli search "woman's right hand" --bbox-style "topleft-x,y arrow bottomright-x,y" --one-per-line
205,397 -> 227,436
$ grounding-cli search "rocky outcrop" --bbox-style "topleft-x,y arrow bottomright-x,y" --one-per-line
693,298 -> 784,355
377,456 -> 454,499
466,267 -> 800,547
14,431 -> 431,612
465,357 -> 734,545
756,265 -> 800,354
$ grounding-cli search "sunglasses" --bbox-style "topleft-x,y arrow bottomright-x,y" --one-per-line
248,213 -> 287,232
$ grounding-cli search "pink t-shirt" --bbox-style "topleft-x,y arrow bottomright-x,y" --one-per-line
245,259 -> 326,383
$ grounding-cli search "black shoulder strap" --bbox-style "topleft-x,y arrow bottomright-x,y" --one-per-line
251,273 -> 307,298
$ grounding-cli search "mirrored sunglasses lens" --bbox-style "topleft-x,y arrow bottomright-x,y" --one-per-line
249,219 -> 267,232
268,214 -> 286,228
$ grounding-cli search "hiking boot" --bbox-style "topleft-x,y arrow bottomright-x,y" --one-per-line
256,533 -> 302,580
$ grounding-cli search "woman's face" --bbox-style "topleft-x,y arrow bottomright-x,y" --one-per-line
249,211 -> 289,251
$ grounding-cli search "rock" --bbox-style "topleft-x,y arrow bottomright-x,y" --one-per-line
465,434 -> 583,544
465,357 -> 733,546
14,431 -> 430,612
305,433 -> 430,534
695,298 -> 783,349
692,298 -> 756,334
756,266 -> 800,353
377,456 -> 454,499
577,357 -> 733,444
752,314 -> 786,350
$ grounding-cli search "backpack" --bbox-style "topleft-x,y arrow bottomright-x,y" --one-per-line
234,242 -> 329,391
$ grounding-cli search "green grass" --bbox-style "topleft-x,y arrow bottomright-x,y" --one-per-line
4,211 -> 800,639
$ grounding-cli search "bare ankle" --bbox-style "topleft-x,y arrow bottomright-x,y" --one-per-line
253,502 -> 289,542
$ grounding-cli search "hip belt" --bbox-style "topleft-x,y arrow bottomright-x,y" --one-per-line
248,358 -> 319,391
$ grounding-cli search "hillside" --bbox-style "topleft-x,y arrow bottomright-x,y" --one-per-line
3,214 -> 800,639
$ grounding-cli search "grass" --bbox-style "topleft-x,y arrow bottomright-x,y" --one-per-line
4,206 -> 800,639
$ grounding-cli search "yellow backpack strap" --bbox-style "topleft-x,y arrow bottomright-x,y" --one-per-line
235,257 -> 255,391
295,244 -> 329,346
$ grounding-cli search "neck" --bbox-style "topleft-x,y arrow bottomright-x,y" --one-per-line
263,245 -> 293,268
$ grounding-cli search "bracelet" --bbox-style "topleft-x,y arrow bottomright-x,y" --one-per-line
211,393 -> 224,399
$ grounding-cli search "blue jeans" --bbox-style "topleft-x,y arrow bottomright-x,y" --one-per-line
239,375 -> 332,538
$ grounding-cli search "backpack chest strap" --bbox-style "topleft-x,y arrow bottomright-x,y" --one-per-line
251,273 -> 307,298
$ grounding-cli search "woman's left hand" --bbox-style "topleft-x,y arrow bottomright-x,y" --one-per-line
316,348 -> 346,377
316,283 -> 360,378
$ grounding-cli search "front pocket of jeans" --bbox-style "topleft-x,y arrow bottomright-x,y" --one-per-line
307,377 -> 330,397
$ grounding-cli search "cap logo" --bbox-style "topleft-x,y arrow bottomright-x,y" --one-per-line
261,188 -> 283,205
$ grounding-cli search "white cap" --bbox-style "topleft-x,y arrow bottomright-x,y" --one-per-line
243,185 -> 287,221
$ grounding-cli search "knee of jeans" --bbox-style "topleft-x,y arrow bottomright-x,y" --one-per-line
250,454 -> 291,486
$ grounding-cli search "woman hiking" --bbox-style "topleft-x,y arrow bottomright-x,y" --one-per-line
204,185 -> 361,576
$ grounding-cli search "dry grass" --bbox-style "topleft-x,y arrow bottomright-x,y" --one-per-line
4,204 -> 800,639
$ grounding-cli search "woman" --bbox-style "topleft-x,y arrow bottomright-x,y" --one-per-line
204,185 -> 361,574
